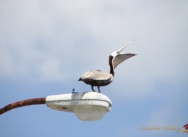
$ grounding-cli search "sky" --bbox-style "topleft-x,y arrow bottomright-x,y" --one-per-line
0,0 -> 188,137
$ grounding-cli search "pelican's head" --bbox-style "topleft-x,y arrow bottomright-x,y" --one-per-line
109,40 -> 136,69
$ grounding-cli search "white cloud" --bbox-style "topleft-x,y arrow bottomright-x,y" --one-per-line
0,1 -> 188,96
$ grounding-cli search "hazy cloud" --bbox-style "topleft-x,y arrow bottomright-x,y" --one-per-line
0,1 -> 188,137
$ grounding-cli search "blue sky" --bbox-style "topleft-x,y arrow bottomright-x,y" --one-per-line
0,0 -> 188,137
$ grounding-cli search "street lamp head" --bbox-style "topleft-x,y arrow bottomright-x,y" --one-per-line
46,92 -> 112,121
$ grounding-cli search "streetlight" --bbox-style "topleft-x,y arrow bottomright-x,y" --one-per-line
0,92 -> 112,121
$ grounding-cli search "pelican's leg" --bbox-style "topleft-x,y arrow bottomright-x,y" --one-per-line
97,86 -> 101,93
91,86 -> 95,92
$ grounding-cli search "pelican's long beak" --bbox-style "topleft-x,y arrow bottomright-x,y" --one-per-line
117,40 -> 134,53
110,40 -> 136,69
113,53 -> 136,69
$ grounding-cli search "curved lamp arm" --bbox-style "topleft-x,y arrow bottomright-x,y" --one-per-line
0,97 -> 45,115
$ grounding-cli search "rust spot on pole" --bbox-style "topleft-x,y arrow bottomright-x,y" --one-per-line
0,97 -> 46,115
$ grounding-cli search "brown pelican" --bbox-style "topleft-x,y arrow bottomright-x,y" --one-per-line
78,41 -> 136,93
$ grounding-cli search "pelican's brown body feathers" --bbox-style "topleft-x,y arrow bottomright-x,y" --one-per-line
78,70 -> 113,89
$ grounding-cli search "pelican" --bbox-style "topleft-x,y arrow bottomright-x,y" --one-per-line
78,41 -> 136,93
